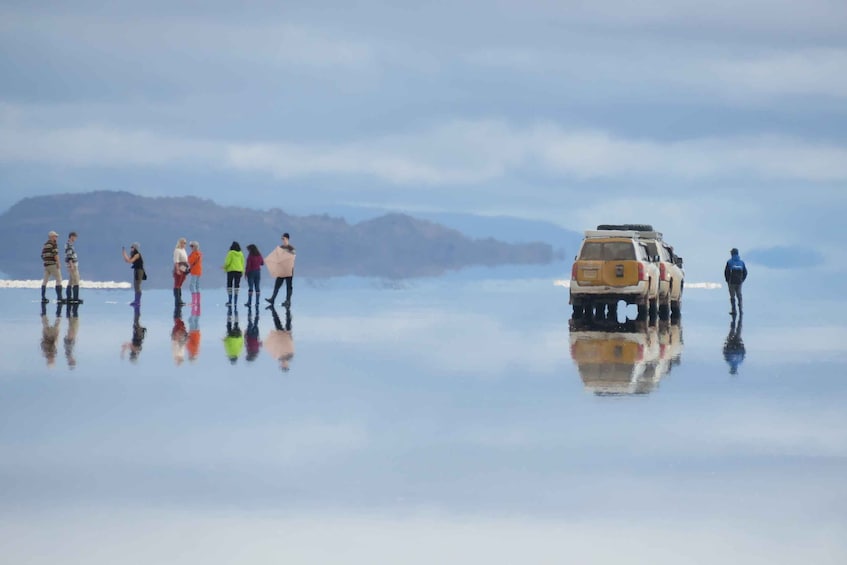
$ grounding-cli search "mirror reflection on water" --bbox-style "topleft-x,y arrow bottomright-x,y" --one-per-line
2,270 -> 846,564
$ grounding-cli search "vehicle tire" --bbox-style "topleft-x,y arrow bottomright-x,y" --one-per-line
658,289 -> 671,320
671,300 -> 681,319
637,303 -> 648,321
649,296 -> 658,320
572,303 -> 584,319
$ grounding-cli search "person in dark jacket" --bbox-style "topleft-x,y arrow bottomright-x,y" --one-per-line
724,248 -> 748,315
122,242 -> 146,307
265,233 -> 296,308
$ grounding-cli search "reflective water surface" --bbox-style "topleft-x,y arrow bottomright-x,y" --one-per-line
1,272 -> 846,564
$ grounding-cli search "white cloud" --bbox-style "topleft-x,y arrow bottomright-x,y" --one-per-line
704,48 -> 847,99
5,116 -> 847,188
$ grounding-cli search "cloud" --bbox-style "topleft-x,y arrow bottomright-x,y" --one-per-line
5,114 -> 847,186
705,48 -> 847,99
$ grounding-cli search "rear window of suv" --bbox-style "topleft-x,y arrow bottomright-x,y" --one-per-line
580,241 -> 636,261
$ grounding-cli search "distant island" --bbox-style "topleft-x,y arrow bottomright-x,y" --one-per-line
0,191 -> 555,287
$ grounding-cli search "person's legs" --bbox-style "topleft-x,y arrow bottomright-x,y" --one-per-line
266,277 -> 283,303
233,272 -> 242,306
51,265 -> 63,302
728,284 -> 738,314
68,264 -> 81,303
283,276 -> 293,306
226,271 -> 235,304
245,271 -> 256,306
41,267 -> 50,302
736,284 -> 743,313
131,270 -> 142,306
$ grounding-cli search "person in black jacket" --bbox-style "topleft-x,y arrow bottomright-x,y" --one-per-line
122,242 -> 146,307
724,248 -> 748,315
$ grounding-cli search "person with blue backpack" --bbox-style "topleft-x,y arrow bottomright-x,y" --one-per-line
724,248 -> 748,316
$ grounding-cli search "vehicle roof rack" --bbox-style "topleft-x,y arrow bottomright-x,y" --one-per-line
584,229 -> 663,239
597,223 -> 654,232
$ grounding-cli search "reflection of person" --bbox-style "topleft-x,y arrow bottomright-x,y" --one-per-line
65,231 -> 83,304
266,233 -> 296,308
724,247 -> 748,316
244,244 -> 264,308
122,242 -> 146,307
40,303 -> 63,367
723,313 -> 746,375
187,306 -> 202,362
173,237 -> 189,308
265,305 -> 294,372
245,307 -> 262,362
171,310 -> 188,366
223,241 -> 245,307
63,303 -> 80,369
223,305 -> 243,364
40,230 -> 64,304
187,240 -> 203,302
121,305 -> 146,363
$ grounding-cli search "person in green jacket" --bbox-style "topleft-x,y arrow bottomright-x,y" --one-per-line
223,241 -> 245,307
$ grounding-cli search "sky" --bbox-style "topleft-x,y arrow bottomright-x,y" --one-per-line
1,0 -> 846,272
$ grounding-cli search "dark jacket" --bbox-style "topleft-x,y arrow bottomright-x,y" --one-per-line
724,252 -> 748,285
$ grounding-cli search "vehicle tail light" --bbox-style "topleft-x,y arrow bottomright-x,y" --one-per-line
571,263 -> 578,279
660,263 -> 667,281
638,262 -> 646,281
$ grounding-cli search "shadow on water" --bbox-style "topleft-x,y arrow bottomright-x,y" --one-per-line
723,312 -> 746,375
569,315 -> 684,396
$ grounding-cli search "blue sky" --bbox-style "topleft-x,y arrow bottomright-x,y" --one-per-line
1,0 -> 846,271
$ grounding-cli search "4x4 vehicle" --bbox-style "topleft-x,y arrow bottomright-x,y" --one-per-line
569,229 -> 660,320
598,224 -> 684,319
639,233 -> 684,319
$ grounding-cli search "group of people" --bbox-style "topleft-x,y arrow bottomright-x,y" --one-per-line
215,232 -> 297,309
39,228 -> 297,310
115,232 -> 296,309
39,230 -> 83,304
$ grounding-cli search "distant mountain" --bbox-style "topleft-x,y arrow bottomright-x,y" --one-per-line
291,204 -> 583,257
0,191 -> 554,287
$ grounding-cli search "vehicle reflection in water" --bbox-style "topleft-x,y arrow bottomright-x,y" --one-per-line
569,317 -> 683,396
120,305 -> 146,363
723,313 -> 745,375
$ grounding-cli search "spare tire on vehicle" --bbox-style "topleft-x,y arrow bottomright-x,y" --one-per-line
596,224 -> 654,232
